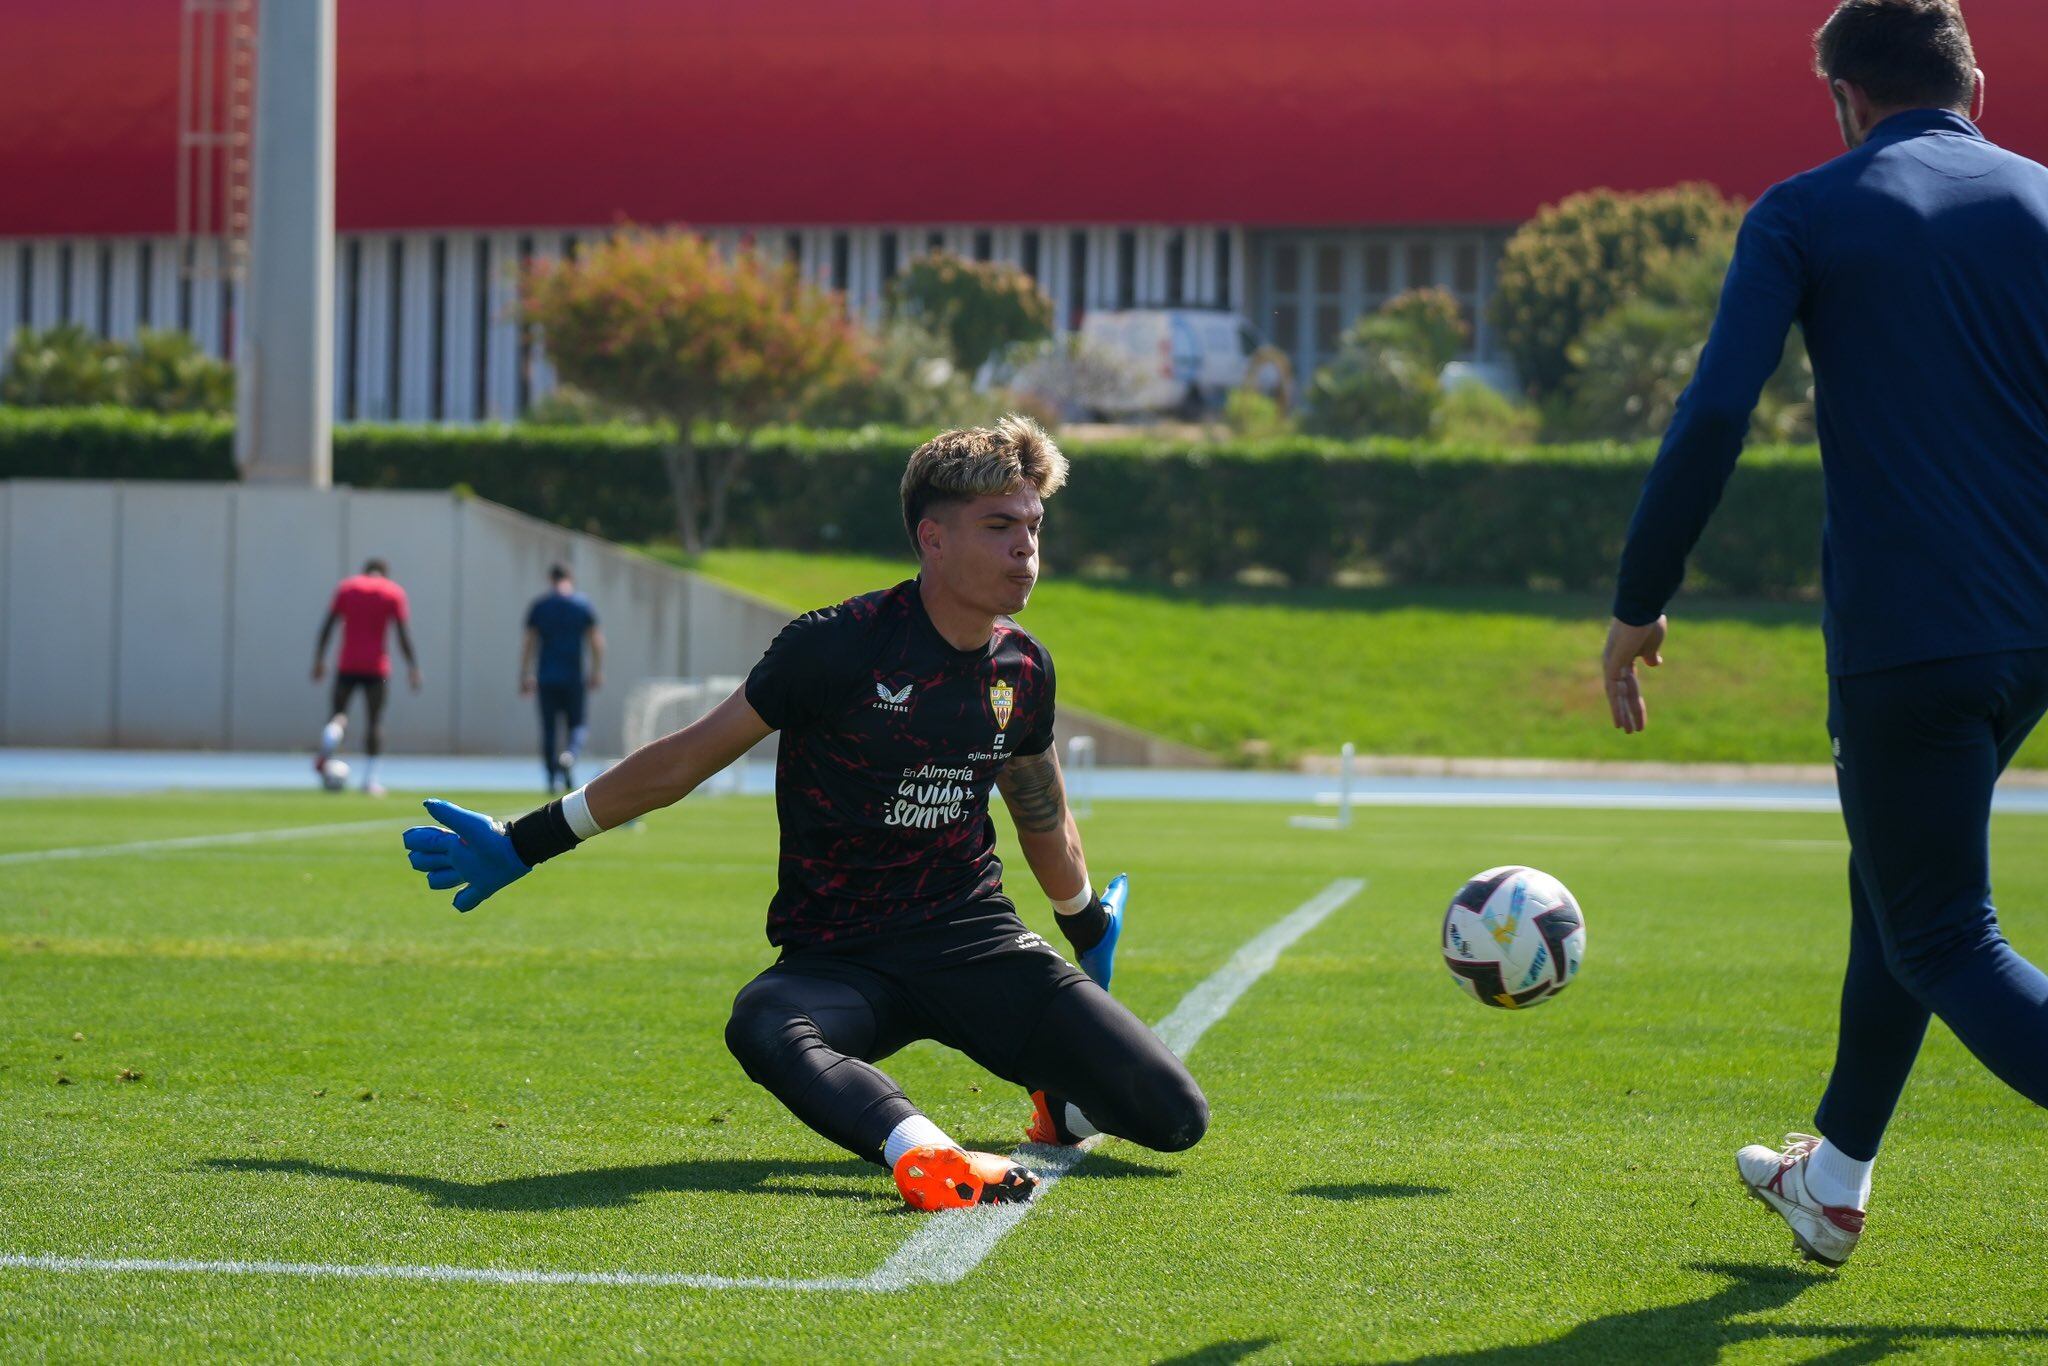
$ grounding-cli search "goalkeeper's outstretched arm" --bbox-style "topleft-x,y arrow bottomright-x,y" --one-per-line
401,687 -> 771,912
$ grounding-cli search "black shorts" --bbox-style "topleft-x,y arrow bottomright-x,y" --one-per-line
330,672 -> 388,718
728,895 -> 1208,1158
756,898 -> 1090,1086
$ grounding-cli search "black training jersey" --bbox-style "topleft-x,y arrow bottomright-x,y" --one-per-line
743,578 -> 1056,950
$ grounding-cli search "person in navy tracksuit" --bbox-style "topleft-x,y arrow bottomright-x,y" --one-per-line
521,564 -> 604,793
1603,0 -> 2048,1266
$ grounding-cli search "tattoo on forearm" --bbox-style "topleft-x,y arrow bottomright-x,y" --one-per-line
997,750 -> 1067,833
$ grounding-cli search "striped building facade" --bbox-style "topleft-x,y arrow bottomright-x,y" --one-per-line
6,0 -> 2047,421
0,224 -> 1505,421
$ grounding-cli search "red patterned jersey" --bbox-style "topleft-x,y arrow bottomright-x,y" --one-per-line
743,579 -> 1056,950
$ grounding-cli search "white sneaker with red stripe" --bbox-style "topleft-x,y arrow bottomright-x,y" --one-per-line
1737,1132 -> 1866,1267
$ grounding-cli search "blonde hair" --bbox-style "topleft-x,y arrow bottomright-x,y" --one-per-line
900,414 -> 1069,550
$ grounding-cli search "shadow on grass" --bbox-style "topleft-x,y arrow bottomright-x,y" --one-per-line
1395,1262 -> 2048,1363
1152,1339 -> 1279,1365
967,1145 -> 1181,1182
201,1150 -> 1174,1212
1295,1182 -> 1450,1202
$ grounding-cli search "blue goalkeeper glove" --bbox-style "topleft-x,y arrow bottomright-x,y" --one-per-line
402,798 -> 529,912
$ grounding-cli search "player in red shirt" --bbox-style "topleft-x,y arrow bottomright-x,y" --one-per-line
312,558 -> 421,796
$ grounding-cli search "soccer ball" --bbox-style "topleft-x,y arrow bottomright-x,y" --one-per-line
320,759 -> 351,792
1441,865 -> 1585,1009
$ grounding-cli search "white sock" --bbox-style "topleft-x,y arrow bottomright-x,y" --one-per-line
1062,1103 -> 1100,1140
1806,1138 -> 1874,1209
318,721 -> 344,758
360,757 -> 381,788
882,1113 -> 956,1168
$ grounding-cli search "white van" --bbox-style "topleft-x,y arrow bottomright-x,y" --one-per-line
1077,310 -> 1262,417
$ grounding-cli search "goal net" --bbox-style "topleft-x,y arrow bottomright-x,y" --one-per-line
621,676 -> 750,795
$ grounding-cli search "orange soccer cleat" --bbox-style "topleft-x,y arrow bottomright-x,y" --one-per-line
891,1144 -> 1041,1211
1024,1089 -> 1085,1147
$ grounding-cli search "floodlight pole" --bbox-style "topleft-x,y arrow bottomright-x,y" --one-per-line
235,0 -> 336,486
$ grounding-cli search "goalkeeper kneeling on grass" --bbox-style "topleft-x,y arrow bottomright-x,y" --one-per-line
401,417 -> 1207,1210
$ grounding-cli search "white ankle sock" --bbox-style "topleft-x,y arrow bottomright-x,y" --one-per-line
1062,1103 -> 1100,1140
1806,1138 -> 1874,1209
318,721 -> 344,757
360,757 -> 381,788
882,1114 -> 955,1168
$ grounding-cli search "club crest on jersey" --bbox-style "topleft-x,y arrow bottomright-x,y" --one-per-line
874,678 -> 915,713
988,679 -> 1014,730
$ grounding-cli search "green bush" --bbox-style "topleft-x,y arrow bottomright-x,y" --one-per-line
1566,230 -> 1815,442
1492,184 -> 1744,399
122,330 -> 236,415
1431,383 -> 1542,445
2,326 -> 233,414
0,406 -> 234,478
800,317 -> 987,430
888,252 -> 1053,373
2,326 -> 126,407
333,422 -> 677,538
1377,289 -> 1470,373
1304,289 -> 1469,439
1223,389 -> 1293,441
0,408 -> 1827,598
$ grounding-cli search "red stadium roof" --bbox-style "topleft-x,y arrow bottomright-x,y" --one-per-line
5,0 -> 2048,236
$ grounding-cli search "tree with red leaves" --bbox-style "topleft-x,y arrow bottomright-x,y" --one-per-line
522,230 -> 872,550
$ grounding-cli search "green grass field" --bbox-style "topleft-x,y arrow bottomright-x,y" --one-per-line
664,548 -> 2048,775
6,789 -> 2047,1360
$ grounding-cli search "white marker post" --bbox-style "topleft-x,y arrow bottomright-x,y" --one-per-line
1065,734 -> 1096,819
1290,741 -> 1355,830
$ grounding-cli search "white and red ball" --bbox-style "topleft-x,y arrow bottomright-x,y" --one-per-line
1441,865 -> 1585,1009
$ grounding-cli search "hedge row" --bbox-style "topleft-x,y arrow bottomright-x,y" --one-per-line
0,407 -> 1825,597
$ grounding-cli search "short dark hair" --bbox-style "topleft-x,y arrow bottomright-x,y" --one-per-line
1814,0 -> 1976,112
549,563 -> 570,582
363,557 -> 389,576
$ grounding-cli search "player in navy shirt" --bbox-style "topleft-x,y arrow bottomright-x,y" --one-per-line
1604,1 -> 2048,1267
521,565 -> 604,792
402,418 -> 1204,1211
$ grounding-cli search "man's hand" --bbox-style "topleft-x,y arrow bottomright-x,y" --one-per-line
408,666 -> 424,693
311,660 -> 326,683
519,675 -> 536,697
1603,616 -> 1669,735
588,670 -> 604,692
401,798 -> 529,912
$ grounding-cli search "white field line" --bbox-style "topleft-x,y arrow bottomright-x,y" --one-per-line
1312,791 -> 1841,814
864,874 -> 1366,1291
0,819 -> 401,866
0,877 -> 1366,1293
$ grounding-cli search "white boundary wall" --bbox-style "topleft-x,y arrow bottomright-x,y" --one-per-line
0,481 -> 728,754
0,480 -> 1205,765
